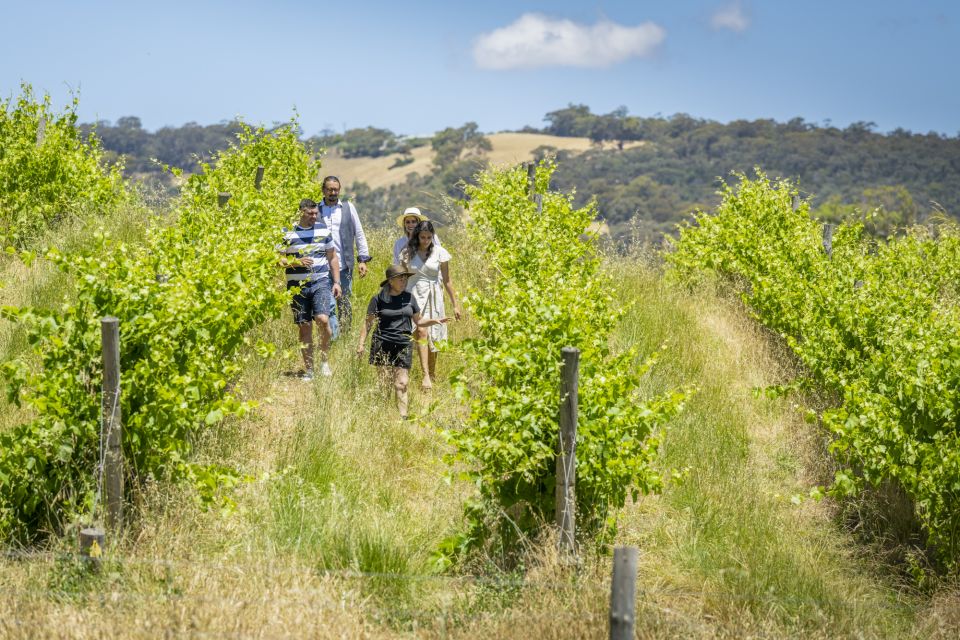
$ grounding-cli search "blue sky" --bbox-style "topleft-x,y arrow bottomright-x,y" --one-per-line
2,1 -> 957,136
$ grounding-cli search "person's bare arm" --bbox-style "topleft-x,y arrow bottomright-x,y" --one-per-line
352,204 -> 371,277
277,249 -> 310,268
327,248 -> 342,298
413,311 -> 449,328
439,261 -> 462,320
356,313 -> 376,356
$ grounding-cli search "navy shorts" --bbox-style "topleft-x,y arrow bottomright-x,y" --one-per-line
291,279 -> 332,325
369,338 -> 413,369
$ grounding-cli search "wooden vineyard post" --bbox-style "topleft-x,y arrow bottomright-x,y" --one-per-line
526,162 -> 536,200
255,165 -> 265,191
823,223 -> 834,258
217,192 -> 232,208
36,116 -> 46,147
79,527 -> 106,571
556,346 -> 579,555
609,546 -> 639,640
101,317 -> 123,532
791,194 -> 800,212
534,194 -> 543,216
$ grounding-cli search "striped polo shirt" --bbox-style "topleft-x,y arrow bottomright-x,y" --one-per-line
279,223 -> 334,289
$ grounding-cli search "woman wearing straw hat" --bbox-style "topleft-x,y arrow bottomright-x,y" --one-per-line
393,207 -> 441,264
401,220 -> 462,391
356,264 -> 449,419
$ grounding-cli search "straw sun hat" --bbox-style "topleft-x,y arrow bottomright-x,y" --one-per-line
379,264 -> 417,288
395,206 -> 428,229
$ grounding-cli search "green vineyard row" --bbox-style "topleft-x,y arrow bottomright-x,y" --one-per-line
669,171 -> 960,563
0,119 -> 319,540
441,161 -> 686,560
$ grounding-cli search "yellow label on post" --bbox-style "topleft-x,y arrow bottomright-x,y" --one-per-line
89,539 -> 102,558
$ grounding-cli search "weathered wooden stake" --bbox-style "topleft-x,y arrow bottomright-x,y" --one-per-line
609,546 -> 639,640
101,317 -> 123,532
36,117 -> 46,147
822,223 -> 834,258
534,193 -> 543,216
255,165 -> 265,191
79,527 -> 106,571
217,192 -> 232,208
791,194 -> 800,212
556,346 -> 579,555
526,162 -> 536,199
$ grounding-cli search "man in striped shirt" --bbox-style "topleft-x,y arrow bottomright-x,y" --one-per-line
278,198 -> 342,379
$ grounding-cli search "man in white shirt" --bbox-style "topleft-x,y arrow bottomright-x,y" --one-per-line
319,175 -> 372,337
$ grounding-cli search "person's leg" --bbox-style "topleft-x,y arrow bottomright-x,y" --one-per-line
427,349 -> 438,381
298,322 -> 314,374
337,266 -> 353,334
312,281 -> 333,375
394,367 -> 410,418
327,275 -> 339,341
416,326 -> 431,390
369,340 -> 393,395
378,368 -> 393,400
315,314 -> 331,360
292,289 -> 314,375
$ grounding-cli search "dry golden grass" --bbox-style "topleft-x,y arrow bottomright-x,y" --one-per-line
319,132 -> 643,191
0,553 -> 379,639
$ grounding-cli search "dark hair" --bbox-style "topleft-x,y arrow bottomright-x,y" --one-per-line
405,220 -> 436,260
322,176 -> 341,189
299,198 -> 317,210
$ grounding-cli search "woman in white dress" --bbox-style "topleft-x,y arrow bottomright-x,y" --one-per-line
401,220 -> 462,390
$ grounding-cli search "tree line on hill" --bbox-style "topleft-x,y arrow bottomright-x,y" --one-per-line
80,117 -> 245,176
538,105 -> 960,240
82,106 -> 960,240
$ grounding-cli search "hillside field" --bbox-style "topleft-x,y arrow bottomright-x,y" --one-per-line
319,132 -> 643,190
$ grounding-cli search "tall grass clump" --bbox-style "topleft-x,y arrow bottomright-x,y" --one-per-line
0,83 -> 129,245
442,161 -> 686,561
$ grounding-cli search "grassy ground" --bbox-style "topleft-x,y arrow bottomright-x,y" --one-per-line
2,230 -> 959,638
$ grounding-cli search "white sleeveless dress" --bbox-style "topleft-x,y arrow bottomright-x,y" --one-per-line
405,246 -> 451,351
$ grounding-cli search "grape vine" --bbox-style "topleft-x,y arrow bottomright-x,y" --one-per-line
441,161 -> 685,559
0,121 -> 320,540
669,171 -> 960,563
0,83 -> 129,245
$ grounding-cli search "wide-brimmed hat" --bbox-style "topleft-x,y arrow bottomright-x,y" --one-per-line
396,207 -> 428,229
379,264 -> 416,288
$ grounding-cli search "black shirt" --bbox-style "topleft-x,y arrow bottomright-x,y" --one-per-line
367,290 -> 420,344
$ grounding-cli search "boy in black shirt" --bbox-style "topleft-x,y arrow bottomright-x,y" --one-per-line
357,264 -> 449,419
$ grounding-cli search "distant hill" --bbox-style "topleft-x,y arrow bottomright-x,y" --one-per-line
538,105 -> 960,241
84,108 -> 960,242
320,133 -> 641,190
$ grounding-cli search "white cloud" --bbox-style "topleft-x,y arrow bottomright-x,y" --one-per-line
710,2 -> 750,33
473,14 -> 666,70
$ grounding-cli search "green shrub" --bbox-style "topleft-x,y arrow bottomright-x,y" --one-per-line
0,121 -> 319,541
443,161 -> 685,559
0,83 -> 128,245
